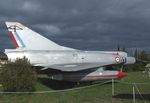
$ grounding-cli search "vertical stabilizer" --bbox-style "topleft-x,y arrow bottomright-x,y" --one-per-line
5,22 -> 74,50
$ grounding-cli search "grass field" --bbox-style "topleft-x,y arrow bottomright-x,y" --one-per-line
0,72 -> 150,103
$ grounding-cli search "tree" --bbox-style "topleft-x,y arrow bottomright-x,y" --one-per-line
117,45 -> 121,51
122,46 -> 127,52
0,57 -> 37,92
134,48 -> 138,59
116,45 -> 127,52
139,50 -> 149,61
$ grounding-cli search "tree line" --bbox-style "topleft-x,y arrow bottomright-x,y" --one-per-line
116,45 -> 150,71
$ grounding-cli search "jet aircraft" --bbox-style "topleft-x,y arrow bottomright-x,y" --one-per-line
1,22 -> 135,82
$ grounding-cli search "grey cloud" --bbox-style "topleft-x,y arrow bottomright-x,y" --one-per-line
0,0 -> 149,52
34,24 -> 61,35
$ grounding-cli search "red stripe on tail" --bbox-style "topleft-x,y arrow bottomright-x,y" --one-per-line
9,31 -> 19,48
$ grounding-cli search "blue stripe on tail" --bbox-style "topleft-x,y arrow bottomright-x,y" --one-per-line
14,32 -> 26,48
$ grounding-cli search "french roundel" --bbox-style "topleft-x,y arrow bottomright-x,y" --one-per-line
115,56 -> 121,63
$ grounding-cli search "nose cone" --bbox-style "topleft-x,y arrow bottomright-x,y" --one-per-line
117,72 -> 127,78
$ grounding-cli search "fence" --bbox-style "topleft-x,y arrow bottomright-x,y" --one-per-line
112,79 -> 150,103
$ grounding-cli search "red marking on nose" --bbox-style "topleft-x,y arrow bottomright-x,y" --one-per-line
117,72 -> 127,78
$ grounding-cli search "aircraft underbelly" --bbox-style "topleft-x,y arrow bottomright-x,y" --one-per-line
48,69 -> 120,82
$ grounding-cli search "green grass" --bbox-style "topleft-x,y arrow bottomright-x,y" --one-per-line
0,72 -> 150,103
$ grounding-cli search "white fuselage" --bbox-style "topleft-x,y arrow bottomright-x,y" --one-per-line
5,50 -> 121,66
5,49 -> 130,82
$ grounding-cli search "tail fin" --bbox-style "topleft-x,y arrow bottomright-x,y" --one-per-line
5,22 -> 74,50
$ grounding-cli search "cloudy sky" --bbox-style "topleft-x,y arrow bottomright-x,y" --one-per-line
0,0 -> 150,53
